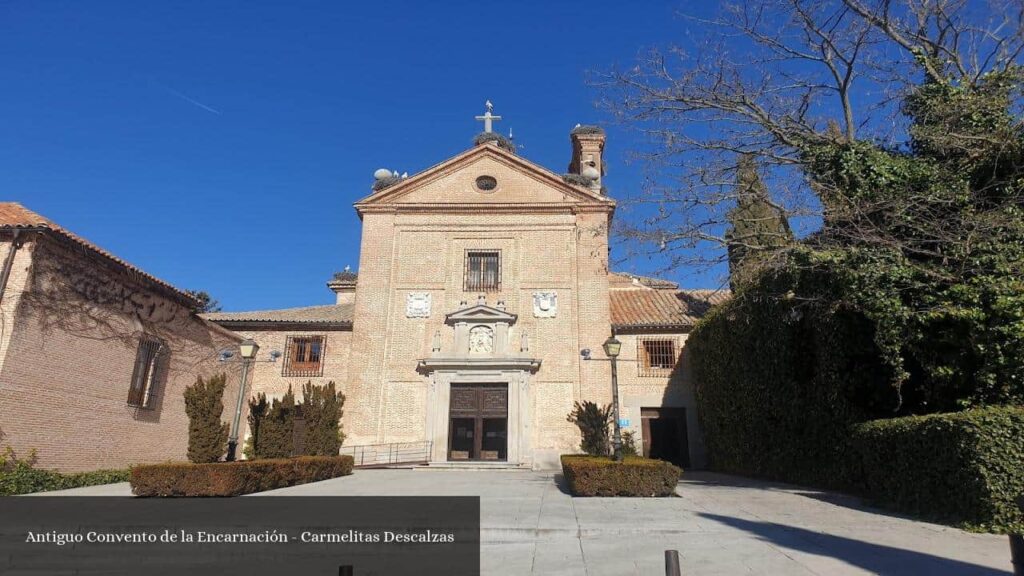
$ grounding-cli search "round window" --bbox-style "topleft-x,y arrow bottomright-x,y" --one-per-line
475,175 -> 498,192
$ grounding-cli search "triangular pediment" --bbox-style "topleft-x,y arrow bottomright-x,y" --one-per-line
445,304 -> 518,325
354,143 -> 615,213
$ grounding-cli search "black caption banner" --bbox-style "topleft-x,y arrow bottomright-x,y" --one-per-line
0,496 -> 480,575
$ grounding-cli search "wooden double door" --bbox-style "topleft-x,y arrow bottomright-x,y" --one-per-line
448,384 -> 508,461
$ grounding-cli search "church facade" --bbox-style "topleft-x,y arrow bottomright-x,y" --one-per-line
206,120 -> 726,470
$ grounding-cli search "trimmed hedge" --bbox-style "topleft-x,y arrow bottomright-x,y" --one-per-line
849,407 -> 1024,533
561,455 -> 681,497
1,446 -> 129,495
0,467 -> 130,496
131,455 -> 354,497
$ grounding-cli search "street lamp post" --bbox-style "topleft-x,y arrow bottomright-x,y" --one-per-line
226,338 -> 259,462
603,335 -> 623,462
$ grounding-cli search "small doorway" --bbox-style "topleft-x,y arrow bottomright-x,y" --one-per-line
641,407 -> 689,467
448,384 -> 508,461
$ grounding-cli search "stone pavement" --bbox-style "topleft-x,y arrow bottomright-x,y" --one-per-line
34,469 -> 1014,574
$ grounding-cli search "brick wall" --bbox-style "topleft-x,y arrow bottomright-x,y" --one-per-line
228,328 -> 352,445
0,236 -> 243,472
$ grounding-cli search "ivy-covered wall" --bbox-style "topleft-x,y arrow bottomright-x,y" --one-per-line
689,269 -> 896,487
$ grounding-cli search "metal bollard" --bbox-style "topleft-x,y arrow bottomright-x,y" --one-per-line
1013,496 -> 1024,576
1011,534 -> 1023,576
665,549 -> 681,575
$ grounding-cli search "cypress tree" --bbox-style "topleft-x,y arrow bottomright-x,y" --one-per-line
183,373 -> 229,463
244,393 -> 268,459
257,386 -> 295,459
301,381 -> 346,456
725,155 -> 793,290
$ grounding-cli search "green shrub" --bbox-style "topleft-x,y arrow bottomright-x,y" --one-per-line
567,401 -> 612,456
849,407 -> 1024,533
130,455 -> 354,497
258,387 -> 295,459
621,430 -> 639,457
245,393 -> 268,459
561,455 -> 681,497
0,447 -> 129,495
301,381 -> 345,456
183,373 -> 229,463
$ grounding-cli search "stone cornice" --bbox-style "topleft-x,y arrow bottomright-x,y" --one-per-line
356,202 -> 614,216
416,356 -> 542,374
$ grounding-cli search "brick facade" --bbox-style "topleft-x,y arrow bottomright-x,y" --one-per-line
0,232 -> 242,472
212,130 -> 722,469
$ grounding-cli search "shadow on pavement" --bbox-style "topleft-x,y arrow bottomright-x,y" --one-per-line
699,512 -> 1010,576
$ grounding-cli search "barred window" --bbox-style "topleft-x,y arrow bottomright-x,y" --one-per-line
639,339 -> 677,377
465,250 -> 500,292
283,335 -> 326,377
128,336 -> 164,409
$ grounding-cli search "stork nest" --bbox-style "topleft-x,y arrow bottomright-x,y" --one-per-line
473,132 -> 516,153
372,175 -> 402,191
562,173 -> 593,187
570,125 -> 605,136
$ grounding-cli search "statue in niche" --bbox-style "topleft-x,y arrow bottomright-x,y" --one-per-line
468,325 -> 494,354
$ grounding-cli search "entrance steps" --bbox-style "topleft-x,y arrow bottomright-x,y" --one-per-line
421,461 -> 533,471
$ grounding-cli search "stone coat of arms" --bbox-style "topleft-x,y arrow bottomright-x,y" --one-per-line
533,291 -> 558,318
406,292 -> 431,318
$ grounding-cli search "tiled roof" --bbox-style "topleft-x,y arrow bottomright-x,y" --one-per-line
202,303 -> 353,328
608,271 -> 679,290
0,202 -> 200,307
610,289 -> 730,330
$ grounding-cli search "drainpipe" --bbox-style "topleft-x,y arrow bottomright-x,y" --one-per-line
0,229 -> 24,305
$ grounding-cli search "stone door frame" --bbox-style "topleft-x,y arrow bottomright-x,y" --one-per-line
425,369 -> 532,466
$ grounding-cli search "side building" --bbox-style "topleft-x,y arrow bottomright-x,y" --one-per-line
0,203 -> 243,472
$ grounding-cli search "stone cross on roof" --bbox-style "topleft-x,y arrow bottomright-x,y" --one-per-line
475,100 -> 502,133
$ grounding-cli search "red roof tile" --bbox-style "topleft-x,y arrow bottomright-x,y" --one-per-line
610,289 -> 730,330
0,202 -> 199,307
202,304 -> 353,328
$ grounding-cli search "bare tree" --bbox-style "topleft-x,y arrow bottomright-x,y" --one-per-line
596,0 -> 1024,276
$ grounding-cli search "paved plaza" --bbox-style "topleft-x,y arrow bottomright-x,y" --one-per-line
37,469 -> 1013,574
264,469 -> 1012,575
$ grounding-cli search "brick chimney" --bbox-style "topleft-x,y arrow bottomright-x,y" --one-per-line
327,268 -> 357,306
568,125 -> 606,192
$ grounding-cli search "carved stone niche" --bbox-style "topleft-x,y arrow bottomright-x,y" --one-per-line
443,301 -> 518,358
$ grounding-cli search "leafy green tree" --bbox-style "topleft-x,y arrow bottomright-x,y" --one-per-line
604,0 -> 1024,411
301,381 -> 346,456
183,374 -> 229,463
567,401 -> 613,456
257,387 -> 295,459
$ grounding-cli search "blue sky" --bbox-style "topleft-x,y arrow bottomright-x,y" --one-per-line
0,1 -> 722,311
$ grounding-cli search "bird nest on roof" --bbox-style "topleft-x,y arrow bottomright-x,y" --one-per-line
562,173 -> 592,187
473,132 -> 516,153
570,125 -> 605,136
372,175 -> 403,192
